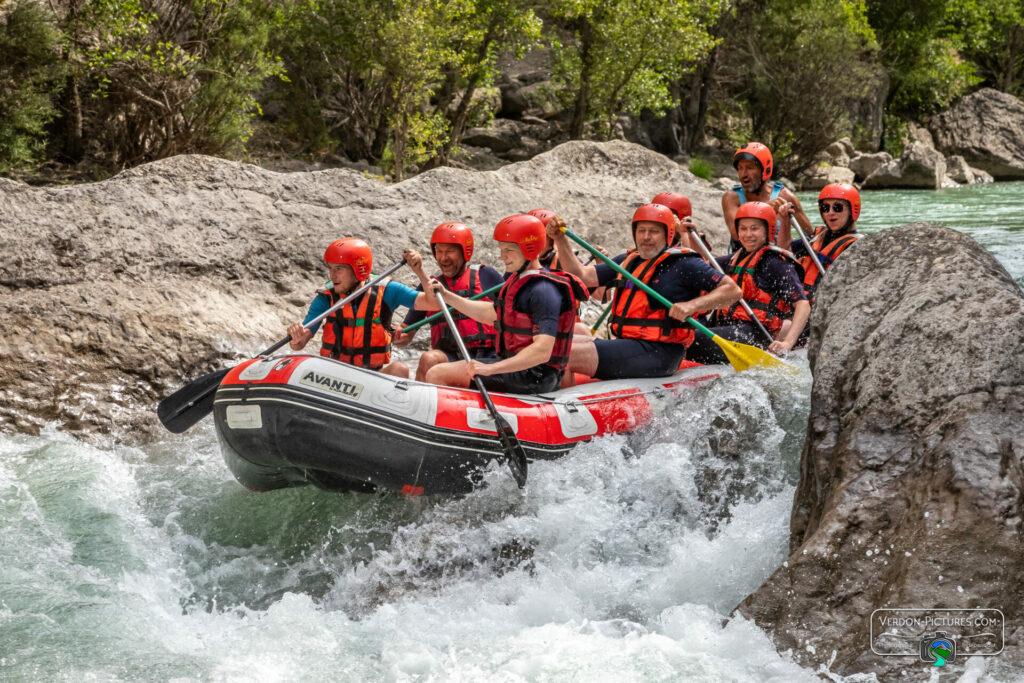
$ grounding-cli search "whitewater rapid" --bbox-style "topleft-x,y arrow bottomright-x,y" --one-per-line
1,363 -> 822,680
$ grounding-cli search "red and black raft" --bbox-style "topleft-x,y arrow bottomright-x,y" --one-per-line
213,353 -> 725,495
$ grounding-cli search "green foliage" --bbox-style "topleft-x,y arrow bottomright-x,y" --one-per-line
945,0 -> 1024,95
271,0 -> 539,178
0,0 -> 65,173
688,156 -> 713,180
720,0 -> 880,173
548,0 -> 727,138
866,0 -> 979,119
52,0 -> 285,167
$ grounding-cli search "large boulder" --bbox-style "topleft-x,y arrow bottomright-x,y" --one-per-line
930,88 -> 1024,179
737,225 -> 1024,679
797,164 -> 855,191
848,151 -> 892,182
863,140 -> 946,189
0,141 -> 725,438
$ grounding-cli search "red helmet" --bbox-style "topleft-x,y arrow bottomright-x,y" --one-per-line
527,208 -> 557,226
494,214 -> 546,260
733,142 -> 774,181
631,203 -> 677,246
323,237 -> 373,280
735,201 -> 778,244
818,183 -> 861,223
650,192 -> 692,219
430,222 -> 474,262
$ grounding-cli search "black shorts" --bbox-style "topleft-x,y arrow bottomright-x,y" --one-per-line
476,357 -> 561,394
442,346 -> 492,363
593,338 -> 686,379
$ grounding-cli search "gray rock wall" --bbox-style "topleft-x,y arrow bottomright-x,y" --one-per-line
0,141 -> 724,439
737,224 -> 1024,679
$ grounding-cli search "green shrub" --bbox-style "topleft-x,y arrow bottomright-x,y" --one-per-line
689,156 -> 713,180
0,0 -> 65,174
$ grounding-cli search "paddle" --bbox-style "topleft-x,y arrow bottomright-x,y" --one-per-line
157,260 -> 407,434
559,228 -> 787,372
589,302 -> 612,336
683,225 -> 774,345
434,290 -> 527,488
783,208 -> 826,276
402,282 -> 503,334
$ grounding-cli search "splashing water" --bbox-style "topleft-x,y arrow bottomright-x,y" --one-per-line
1,361 -> 819,680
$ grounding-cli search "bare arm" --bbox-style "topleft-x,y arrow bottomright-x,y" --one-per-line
431,283 -> 498,324
722,191 -> 740,243
770,299 -> 810,354
667,277 -> 741,322
545,216 -> 600,288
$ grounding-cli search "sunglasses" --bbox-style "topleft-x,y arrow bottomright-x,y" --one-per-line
818,201 -> 848,214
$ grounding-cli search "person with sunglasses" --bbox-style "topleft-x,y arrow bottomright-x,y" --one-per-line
685,201 -> 810,362
723,142 -> 814,253
777,183 -> 861,304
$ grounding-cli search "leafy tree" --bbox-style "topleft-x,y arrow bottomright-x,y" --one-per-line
547,0 -> 727,139
272,0 -> 538,178
866,0 -> 977,119
718,0 -> 881,172
0,0 -> 66,173
946,0 -> 1024,96
49,0 -> 284,169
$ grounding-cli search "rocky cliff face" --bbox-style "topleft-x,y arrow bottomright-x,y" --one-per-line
737,224 -> 1024,679
0,141 -> 725,439
931,88 -> 1024,180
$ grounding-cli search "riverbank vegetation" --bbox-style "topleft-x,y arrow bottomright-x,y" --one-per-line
1,0 -> 1021,181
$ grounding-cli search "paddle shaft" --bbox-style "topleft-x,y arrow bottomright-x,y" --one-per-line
403,282 -> 503,334
562,229 -> 718,340
156,260 -> 406,432
786,211 -> 827,277
685,226 -> 774,344
435,290 -> 527,487
590,301 -> 613,334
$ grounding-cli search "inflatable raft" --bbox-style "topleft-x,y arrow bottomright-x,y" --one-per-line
212,353 -> 728,495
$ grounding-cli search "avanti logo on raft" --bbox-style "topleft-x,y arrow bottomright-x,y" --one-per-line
299,370 -> 364,399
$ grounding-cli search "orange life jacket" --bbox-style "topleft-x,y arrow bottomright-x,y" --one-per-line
319,284 -> 392,369
608,248 -> 701,347
429,265 -> 497,353
799,227 -> 859,301
718,246 -> 798,333
494,269 -> 589,374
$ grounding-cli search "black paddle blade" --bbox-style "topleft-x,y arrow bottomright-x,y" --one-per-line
493,415 -> 528,488
156,367 -> 230,433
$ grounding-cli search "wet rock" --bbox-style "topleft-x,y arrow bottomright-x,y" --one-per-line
0,141 -> 728,439
930,88 -> 1024,179
863,140 -> 946,189
848,151 -> 892,182
736,224 -> 1024,679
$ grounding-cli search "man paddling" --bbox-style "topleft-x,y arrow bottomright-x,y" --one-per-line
723,142 -> 813,252
425,214 -> 588,394
546,204 -> 741,380
394,222 -> 502,381
287,237 -> 438,378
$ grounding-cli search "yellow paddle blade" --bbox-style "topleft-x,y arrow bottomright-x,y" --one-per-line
712,335 -> 791,372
